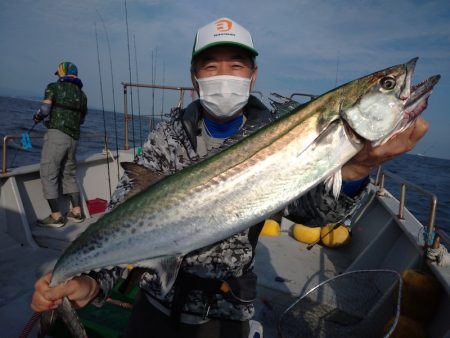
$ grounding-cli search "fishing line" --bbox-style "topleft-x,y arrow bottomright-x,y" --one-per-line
335,49 -> 340,88
133,34 -> 143,148
95,23 -> 112,199
151,48 -> 158,129
125,0 -> 136,157
9,122 -> 37,169
161,60 -> 165,119
96,9 -> 120,181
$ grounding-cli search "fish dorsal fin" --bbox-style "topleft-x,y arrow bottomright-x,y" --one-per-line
120,162 -> 164,199
135,255 -> 184,296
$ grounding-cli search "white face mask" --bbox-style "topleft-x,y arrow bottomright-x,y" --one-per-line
196,75 -> 252,118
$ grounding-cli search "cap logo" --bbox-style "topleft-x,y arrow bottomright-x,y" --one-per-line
215,19 -> 232,32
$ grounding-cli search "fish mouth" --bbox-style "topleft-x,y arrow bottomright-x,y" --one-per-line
404,74 -> 440,120
402,56 -> 440,120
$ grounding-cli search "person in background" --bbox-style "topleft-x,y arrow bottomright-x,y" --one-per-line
31,18 -> 428,337
34,61 -> 88,228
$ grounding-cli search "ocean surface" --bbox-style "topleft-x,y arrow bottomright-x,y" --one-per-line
1,95 -> 449,235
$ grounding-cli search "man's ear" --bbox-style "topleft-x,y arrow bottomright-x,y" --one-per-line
250,66 -> 258,90
191,72 -> 200,95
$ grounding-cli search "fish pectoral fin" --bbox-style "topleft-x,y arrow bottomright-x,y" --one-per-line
135,255 -> 184,297
324,170 -> 342,199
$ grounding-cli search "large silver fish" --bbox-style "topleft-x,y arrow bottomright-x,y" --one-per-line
39,58 -> 439,337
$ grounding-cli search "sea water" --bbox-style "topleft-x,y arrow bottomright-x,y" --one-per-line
1,95 -> 449,235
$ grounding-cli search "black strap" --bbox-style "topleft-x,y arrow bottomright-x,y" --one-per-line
171,271 -> 223,321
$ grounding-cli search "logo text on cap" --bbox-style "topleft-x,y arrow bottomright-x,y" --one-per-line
215,19 -> 233,32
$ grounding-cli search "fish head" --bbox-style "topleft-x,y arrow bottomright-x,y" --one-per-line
340,58 -> 440,146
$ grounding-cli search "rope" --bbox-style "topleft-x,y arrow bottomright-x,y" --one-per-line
19,312 -> 41,338
106,297 -> 133,310
426,244 -> 450,267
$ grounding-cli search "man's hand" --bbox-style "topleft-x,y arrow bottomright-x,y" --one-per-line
31,272 -> 100,312
342,117 -> 429,181
33,110 -> 44,124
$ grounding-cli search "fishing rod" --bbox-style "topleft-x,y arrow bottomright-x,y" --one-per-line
133,34 -> 143,148
96,9 -> 120,181
125,0 -> 136,157
95,22 -> 112,200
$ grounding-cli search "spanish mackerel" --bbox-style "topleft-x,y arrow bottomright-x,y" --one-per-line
40,58 -> 439,337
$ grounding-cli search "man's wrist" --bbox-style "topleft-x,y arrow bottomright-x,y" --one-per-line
341,163 -> 373,181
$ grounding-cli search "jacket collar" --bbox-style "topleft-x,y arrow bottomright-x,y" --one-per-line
181,95 -> 271,150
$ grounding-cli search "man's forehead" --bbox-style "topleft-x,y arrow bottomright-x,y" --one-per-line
196,45 -> 253,62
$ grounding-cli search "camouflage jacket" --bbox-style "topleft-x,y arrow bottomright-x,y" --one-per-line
91,96 -> 365,322
44,78 -> 87,140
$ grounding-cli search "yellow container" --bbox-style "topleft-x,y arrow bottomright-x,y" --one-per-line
260,219 -> 281,236
320,224 -> 350,247
292,223 -> 321,244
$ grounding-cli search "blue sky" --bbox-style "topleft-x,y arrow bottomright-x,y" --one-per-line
0,0 -> 449,159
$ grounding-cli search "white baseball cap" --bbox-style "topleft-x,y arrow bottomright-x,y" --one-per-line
192,17 -> 258,59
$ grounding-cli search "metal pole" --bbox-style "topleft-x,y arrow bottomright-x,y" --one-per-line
123,84 -> 129,150
2,136 -> 9,174
398,183 -> 406,220
427,196 -> 438,246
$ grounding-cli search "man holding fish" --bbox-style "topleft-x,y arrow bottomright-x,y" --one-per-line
31,17 -> 431,338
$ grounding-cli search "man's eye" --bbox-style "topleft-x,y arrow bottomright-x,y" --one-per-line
203,65 -> 216,70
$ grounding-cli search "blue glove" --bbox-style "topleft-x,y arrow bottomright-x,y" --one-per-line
33,110 -> 44,123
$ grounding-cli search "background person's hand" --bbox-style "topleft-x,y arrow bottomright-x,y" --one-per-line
33,110 -> 44,124
342,117 -> 429,181
31,272 -> 100,312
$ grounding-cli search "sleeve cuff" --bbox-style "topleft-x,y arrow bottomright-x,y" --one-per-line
341,176 -> 370,197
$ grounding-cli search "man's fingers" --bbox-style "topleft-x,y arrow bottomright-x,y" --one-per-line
31,291 -> 57,312
44,280 -> 75,301
409,117 -> 429,144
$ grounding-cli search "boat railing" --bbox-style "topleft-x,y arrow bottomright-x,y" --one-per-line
289,92 -> 317,101
1,132 -> 108,174
375,167 -> 438,246
122,82 -> 194,150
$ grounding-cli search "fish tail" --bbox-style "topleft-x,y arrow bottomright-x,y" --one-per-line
38,309 -> 56,338
38,297 -> 88,338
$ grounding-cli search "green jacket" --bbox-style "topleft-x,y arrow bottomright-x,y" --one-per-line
44,80 -> 87,140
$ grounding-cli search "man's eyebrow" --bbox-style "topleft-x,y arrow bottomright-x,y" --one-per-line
199,54 -> 250,64
230,54 -> 248,61
199,56 -> 217,64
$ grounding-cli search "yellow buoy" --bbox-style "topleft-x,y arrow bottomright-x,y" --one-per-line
320,224 -> 350,248
260,219 -> 281,236
383,315 -> 425,338
400,269 -> 442,321
292,223 -> 321,244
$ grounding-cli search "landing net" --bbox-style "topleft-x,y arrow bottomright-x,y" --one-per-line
277,269 -> 402,338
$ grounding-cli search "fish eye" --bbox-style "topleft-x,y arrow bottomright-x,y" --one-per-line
380,76 -> 396,90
